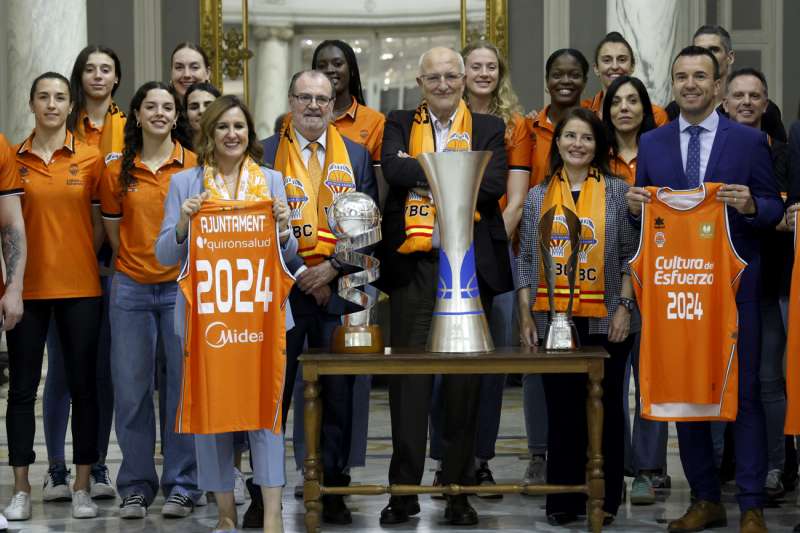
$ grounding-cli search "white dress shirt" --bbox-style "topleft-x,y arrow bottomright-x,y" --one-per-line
431,109 -> 458,153
678,110 -> 719,182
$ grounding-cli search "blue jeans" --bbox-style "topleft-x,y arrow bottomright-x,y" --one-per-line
43,275 -> 113,464
196,430 -> 285,492
109,272 -> 200,504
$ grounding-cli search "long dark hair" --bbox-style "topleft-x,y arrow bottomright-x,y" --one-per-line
311,40 -> 365,105
119,82 -> 189,194
548,107 -> 611,180
602,76 -> 656,156
67,45 -> 122,132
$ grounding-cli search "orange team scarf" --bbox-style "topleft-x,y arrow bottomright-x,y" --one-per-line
76,102 -> 126,161
203,155 -> 272,201
398,99 -> 473,254
533,167 -> 607,317
274,120 -> 355,266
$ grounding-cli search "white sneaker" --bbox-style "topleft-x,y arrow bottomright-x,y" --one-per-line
4,491 -> 31,521
234,468 -> 246,505
72,490 -> 98,519
43,464 -> 72,502
0,513 -> 7,530
89,464 -> 116,500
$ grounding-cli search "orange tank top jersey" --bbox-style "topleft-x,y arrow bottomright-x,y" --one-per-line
630,183 -> 746,422
582,90 -> 669,126
333,97 -> 385,163
100,142 -> 197,284
784,214 -> 800,433
15,131 -> 103,299
177,199 -> 294,434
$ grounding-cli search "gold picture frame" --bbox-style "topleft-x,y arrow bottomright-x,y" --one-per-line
461,0 -> 509,58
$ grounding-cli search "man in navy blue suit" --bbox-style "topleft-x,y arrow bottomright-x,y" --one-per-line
627,46 -> 782,533
251,70 -> 377,526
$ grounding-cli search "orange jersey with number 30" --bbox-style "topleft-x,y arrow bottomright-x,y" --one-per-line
630,183 -> 746,422
177,199 -> 294,434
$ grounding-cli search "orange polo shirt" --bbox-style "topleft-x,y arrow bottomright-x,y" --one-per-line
75,102 -> 127,157
15,131 -> 103,299
499,114 -> 533,210
333,97 -> 385,163
582,90 -> 669,126
610,153 -> 637,185
100,142 -> 197,284
0,135 -> 22,196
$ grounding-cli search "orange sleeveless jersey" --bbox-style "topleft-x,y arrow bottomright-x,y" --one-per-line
630,183 -> 746,422
785,214 -> 800,433
177,199 -> 294,434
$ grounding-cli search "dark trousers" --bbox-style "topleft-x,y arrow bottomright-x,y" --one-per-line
6,297 -> 101,466
387,255 -> 492,487
676,300 -> 767,511
542,318 -> 633,517
283,288 -> 353,486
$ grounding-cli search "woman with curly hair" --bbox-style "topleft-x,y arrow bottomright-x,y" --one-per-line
99,81 -> 202,520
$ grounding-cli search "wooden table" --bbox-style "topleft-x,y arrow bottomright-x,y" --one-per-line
299,346 -> 608,533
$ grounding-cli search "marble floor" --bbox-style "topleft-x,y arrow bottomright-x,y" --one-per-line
1,379 -> 800,532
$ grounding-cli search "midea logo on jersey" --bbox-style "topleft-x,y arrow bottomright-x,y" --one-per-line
204,321 -> 264,349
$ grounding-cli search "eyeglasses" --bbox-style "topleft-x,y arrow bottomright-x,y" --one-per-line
291,93 -> 333,107
419,73 -> 465,86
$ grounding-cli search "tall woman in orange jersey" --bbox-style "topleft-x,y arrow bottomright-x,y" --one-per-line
602,76 -> 657,186
584,32 -> 668,125
100,82 -> 202,520
156,96 -> 296,533
39,44 -> 126,505
516,108 -> 638,526
4,73 -> 104,522
528,49 -> 589,187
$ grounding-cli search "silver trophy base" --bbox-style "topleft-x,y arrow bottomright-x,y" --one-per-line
544,313 -> 580,351
426,312 -> 495,353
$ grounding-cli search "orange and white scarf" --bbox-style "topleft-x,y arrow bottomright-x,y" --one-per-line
398,100 -> 473,254
274,121 -> 355,266
76,102 -> 126,161
533,167 -> 607,317
203,156 -> 272,200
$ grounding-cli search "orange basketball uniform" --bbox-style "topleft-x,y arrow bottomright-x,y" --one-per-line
631,183 -> 746,421
177,199 -> 294,434
784,213 -> 800,433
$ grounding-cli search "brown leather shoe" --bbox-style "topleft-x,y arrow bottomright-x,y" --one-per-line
740,508 -> 767,533
668,500 -> 727,532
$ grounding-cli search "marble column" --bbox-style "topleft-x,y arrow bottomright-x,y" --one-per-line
607,0 -> 679,106
253,26 -> 294,139
6,0 -> 88,143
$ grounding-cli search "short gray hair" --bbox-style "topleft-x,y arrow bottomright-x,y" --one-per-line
287,69 -> 335,98
418,48 -> 465,76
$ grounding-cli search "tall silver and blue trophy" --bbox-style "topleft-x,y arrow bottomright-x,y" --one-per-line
417,151 -> 494,353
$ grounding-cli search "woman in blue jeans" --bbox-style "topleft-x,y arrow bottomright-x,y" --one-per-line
100,81 -> 202,519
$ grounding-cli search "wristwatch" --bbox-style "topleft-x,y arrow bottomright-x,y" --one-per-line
328,256 -> 344,272
618,297 -> 636,312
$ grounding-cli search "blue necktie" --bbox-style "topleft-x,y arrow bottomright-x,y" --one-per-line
685,125 -> 703,187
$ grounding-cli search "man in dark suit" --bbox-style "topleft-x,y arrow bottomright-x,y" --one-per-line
628,46 -> 782,533
376,46 -> 512,526
252,70 -> 377,526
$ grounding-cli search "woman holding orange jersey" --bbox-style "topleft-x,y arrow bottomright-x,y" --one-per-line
100,82 -> 201,520
583,32 -> 668,125
40,44 -> 125,505
156,95 -> 296,533
4,72 -> 104,522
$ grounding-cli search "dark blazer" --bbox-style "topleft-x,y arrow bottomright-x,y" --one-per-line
665,99 -> 787,143
785,121 -> 800,204
376,109 -> 512,295
261,130 -> 378,315
635,112 -> 783,303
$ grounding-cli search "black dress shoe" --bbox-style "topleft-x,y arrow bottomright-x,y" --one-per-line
793,523 -> 800,532
445,495 -> 478,526
380,496 -> 419,525
322,494 -> 352,525
242,478 -> 264,529
546,512 -> 579,526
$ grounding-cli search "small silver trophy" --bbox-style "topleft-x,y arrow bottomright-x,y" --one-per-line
327,191 -> 384,353
539,205 -> 581,351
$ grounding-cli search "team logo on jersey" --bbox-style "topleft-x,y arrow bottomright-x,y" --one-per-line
69,164 -> 79,176
444,132 -> 471,152
549,215 -> 570,258
699,222 -> 714,239
654,231 -> 666,248
324,163 -> 355,200
577,218 -> 598,263
204,321 -> 264,349
360,129 -> 369,139
654,216 -> 665,229
284,176 -> 308,221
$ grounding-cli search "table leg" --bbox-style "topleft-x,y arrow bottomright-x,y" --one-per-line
303,379 -> 322,533
586,361 -> 605,533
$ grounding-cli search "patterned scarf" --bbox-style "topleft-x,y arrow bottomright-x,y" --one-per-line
202,156 -> 271,200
